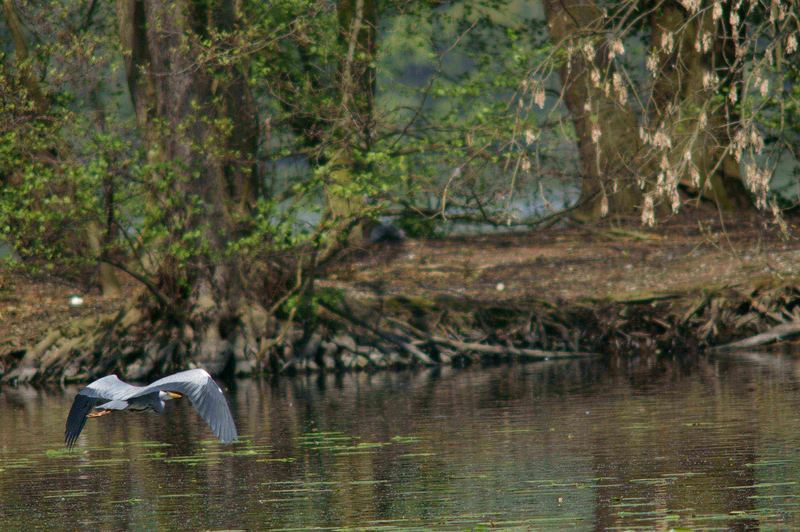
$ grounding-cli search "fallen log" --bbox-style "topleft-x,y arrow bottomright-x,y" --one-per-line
710,321 -> 800,351
428,335 -> 596,360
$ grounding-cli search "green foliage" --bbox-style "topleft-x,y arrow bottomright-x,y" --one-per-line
1,0 -> 798,297
397,211 -> 437,238
1,0 -> 559,284
281,285 -> 344,322
0,74 -> 89,269
0,1 -> 137,275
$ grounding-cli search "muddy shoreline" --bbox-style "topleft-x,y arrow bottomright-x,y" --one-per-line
3,214 -> 800,382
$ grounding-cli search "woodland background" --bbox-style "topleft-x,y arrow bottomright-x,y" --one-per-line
1,0 -> 799,380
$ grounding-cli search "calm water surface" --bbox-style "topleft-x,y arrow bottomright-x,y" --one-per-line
2,354 -> 800,530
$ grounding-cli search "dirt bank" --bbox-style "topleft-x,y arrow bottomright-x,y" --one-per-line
3,210 -> 800,382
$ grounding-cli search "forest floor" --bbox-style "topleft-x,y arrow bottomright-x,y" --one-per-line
325,212 -> 800,305
3,208 -> 800,377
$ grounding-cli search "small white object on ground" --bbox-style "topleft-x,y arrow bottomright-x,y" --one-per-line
496,282 -> 505,291
68,295 -> 84,307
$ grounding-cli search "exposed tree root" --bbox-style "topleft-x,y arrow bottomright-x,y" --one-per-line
3,298 -> 274,383
5,278 -> 800,383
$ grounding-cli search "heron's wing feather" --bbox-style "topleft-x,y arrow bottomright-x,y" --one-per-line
65,394 -> 101,448
65,375 -> 138,449
79,374 -> 139,400
130,369 -> 238,444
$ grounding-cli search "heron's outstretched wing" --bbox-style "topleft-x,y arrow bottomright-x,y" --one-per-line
65,375 -> 139,448
130,369 -> 238,444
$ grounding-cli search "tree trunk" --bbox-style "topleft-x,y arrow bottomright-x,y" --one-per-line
114,0 -> 262,376
326,0 -> 378,242
543,0 -> 643,220
336,0 -> 377,153
88,80 -> 123,297
1,0 -> 45,111
649,1 -> 751,210
88,222 -> 122,297
116,0 -> 155,133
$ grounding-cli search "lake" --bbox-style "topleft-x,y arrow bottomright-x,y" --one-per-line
1,353 -> 799,529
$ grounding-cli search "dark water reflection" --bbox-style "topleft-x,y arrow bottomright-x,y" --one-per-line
2,354 -> 800,529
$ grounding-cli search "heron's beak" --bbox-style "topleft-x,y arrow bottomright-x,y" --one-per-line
166,391 -> 184,399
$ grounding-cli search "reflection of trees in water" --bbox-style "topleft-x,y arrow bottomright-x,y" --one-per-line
228,362 -> 603,524
588,354 -> 800,529
4,357 -> 800,528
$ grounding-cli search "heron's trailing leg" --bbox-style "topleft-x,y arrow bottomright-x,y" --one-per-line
88,409 -> 113,418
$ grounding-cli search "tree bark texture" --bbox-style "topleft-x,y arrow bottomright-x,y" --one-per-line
1,0 -> 45,110
543,0 -> 643,219
649,0 -> 751,209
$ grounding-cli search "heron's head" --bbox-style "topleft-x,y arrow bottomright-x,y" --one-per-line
159,391 -> 184,401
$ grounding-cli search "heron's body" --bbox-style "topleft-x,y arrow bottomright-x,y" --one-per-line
90,391 -> 170,415
65,369 -> 237,448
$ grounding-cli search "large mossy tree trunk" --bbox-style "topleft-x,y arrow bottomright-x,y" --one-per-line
116,1 -> 263,376
649,1 -> 751,210
542,0 -> 643,220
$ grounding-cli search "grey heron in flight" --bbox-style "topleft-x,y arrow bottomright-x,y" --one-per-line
65,368 -> 237,448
